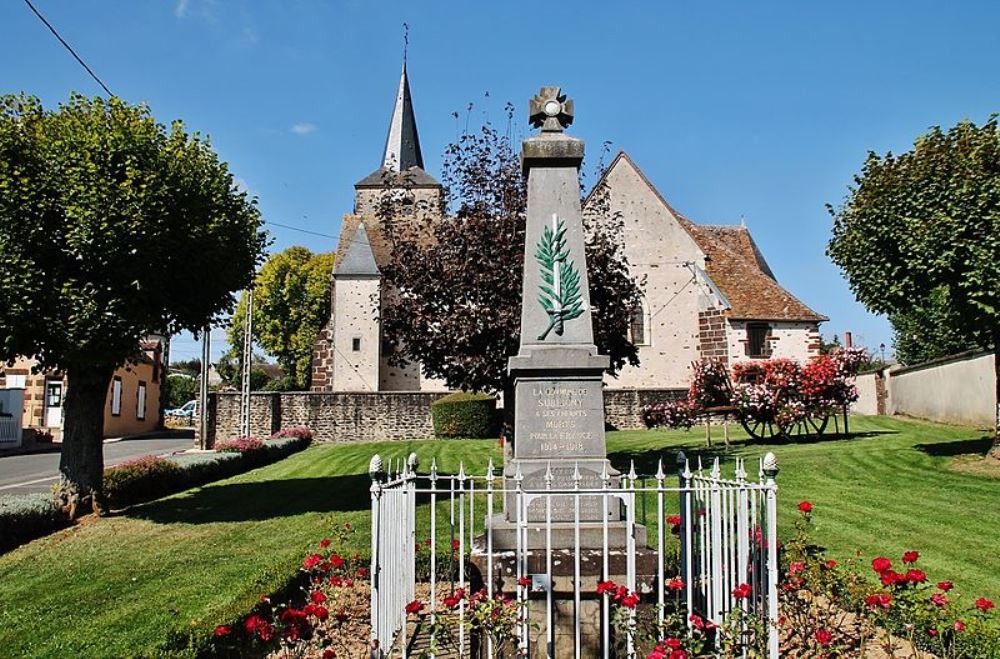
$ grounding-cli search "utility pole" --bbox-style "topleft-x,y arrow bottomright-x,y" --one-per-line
239,290 -> 254,438
198,324 -> 211,449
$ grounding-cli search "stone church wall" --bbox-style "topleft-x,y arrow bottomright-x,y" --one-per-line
203,388 -> 688,445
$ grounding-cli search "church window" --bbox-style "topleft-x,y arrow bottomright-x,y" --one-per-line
746,323 -> 770,358
628,297 -> 651,346
352,337 -> 362,352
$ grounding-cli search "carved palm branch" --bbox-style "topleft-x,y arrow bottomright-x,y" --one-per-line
535,216 -> 584,340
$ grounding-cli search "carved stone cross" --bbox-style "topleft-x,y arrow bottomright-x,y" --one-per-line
529,86 -> 574,132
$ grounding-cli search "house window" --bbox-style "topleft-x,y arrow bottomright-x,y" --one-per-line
111,377 -> 123,416
628,297 -> 651,346
352,337 -> 362,352
136,381 -> 147,420
746,323 -> 770,358
5,374 -> 26,389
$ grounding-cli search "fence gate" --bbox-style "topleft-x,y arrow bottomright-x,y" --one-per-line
369,451 -> 780,659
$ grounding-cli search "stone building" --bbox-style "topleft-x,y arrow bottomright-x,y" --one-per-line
310,64 -> 825,393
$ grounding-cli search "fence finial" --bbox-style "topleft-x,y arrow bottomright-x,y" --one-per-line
407,452 -> 419,475
430,457 -> 438,481
572,461 -> 582,488
735,457 -> 747,481
600,460 -> 610,485
710,457 -> 721,479
762,452 -> 779,481
514,461 -> 524,483
628,459 -> 637,482
486,457 -> 495,483
368,454 -> 384,481
655,457 -> 665,480
458,460 -> 467,481
544,461 -> 554,488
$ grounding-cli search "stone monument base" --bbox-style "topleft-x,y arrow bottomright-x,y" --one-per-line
484,513 -> 647,550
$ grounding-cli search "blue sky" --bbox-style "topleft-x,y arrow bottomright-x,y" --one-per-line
5,1 -> 999,362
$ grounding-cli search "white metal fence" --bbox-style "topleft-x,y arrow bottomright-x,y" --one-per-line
369,451 -> 780,658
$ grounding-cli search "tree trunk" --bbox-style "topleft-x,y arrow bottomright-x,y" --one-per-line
990,340 -> 1000,460
58,365 -> 114,516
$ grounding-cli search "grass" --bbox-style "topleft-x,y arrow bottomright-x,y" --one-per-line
0,416 -> 996,657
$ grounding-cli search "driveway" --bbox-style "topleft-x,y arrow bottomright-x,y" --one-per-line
0,433 -> 195,496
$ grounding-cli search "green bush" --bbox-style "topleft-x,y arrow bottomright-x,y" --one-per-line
0,493 -> 69,554
103,456 -> 184,509
165,374 -> 198,409
431,391 -> 499,439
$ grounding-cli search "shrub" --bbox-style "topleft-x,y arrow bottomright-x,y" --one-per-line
0,493 -> 69,553
103,456 -> 183,508
271,426 -> 313,441
165,374 -> 198,409
642,399 -> 698,430
431,391 -> 499,438
215,436 -> 266,454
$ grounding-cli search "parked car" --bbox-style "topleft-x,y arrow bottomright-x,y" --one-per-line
165,400 -> 198,423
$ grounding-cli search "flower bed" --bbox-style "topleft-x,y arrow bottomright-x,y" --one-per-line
0,428 -> 313,555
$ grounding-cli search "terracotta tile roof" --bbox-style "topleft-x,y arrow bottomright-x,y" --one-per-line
680,221 -> 827,322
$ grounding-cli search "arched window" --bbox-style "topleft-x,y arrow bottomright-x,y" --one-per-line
629,297 -> 651,346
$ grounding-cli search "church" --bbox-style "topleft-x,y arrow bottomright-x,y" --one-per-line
310,64 -> 826,394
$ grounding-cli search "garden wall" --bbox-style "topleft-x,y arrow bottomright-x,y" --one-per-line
852,350 -> 996,428
203,388 -> 687,445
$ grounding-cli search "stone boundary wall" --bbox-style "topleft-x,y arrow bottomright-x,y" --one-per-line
203,388 -> 688,445
851,349 -> 996,428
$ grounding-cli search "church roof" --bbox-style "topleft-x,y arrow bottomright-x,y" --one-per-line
355,63 -> 440,189
334,222 -> 380,276
590,151 -> 827,323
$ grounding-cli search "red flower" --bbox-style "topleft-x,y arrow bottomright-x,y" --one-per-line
732,583 -> 752,600
312,606 -> 329,621
323,650 -> 336,659
931,593 -> 948,607
666,515 -> 682,526
443,588 -> 465,608
310,590 -> 327,604
880,570 -> 906,587
825,559 -> 838,569
329,554 -> 345,569
902,550 -> 919,564
596,580 -> 616,595
814,628 -> 832,646
927,628 -> 938,637
319,538 -> 331,549
975,597 -> 995,612
664,638 -> 682,649
666,577 -> 685,591
905,569 -> 927,584
798,501 -> 813,514
518,576 -> 532,588
669,651 -> 688,659
303,553 -> 323,570
872,557 -> 892,573
329,575 -> 343,587
620,592 -> 640,608
213,625 -> 231,637
244,613 -> 273,641
356,567 -> 369,579
954,620 -> 966,632
938,580 -> 954,592
451,539 -> 461,551
335,610 -> 348,623
788,562 -> 805,575
690,613 -> 705,629
405,599 -> 424,615
865,593 -> 892,610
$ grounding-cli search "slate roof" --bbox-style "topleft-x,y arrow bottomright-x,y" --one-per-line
334,222 -> 380,276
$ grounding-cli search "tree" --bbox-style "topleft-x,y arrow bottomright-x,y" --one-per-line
0,94 -> 266,511
378,121 -> 643,409
227,247 -> 334,389
165,373 -> 198,408
827,116 -> 1000,456
889,292 -> 976,365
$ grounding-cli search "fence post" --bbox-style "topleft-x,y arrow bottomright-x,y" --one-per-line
369,454 -> 385,650
677,450 -> 693,627
762,452 -> 780,659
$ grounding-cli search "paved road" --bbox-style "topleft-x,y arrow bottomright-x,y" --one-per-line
0,434 -> 195,496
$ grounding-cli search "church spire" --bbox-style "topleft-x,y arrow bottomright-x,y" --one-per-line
381,62 -> 424,172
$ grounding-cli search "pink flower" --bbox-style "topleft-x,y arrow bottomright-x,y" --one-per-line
931,593 -> 948,607
814,628 -> 832,646
789,562 -> 806,575
927,628 -> 938,637
954,620 -> 966,632
975,597 -> 995,612
902,550 -> 920,564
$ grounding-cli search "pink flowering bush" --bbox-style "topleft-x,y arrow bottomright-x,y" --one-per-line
215,436 -> 266,454
642,399 -> 699,430
271,426 -> 314,441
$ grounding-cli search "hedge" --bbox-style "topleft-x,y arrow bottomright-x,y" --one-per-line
0,430 -> 313,555
431,391 -> 499,438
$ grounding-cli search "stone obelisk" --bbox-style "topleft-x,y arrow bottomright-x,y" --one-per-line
501,87 -> 621,537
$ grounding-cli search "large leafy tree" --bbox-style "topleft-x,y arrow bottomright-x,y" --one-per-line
0,94 -> 266,511
379,122 -> 643,409
827,116 -> 1000,455
228,247 -> 334,389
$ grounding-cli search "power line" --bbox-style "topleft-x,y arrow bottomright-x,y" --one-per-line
23,0 -> 114,97
265,220 -> 337,239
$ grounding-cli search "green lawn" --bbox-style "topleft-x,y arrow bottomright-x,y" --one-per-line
0,416 -> 996,657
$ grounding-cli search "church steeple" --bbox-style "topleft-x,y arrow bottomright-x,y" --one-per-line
381,63 -> 423,172
355,55 -> 441,213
